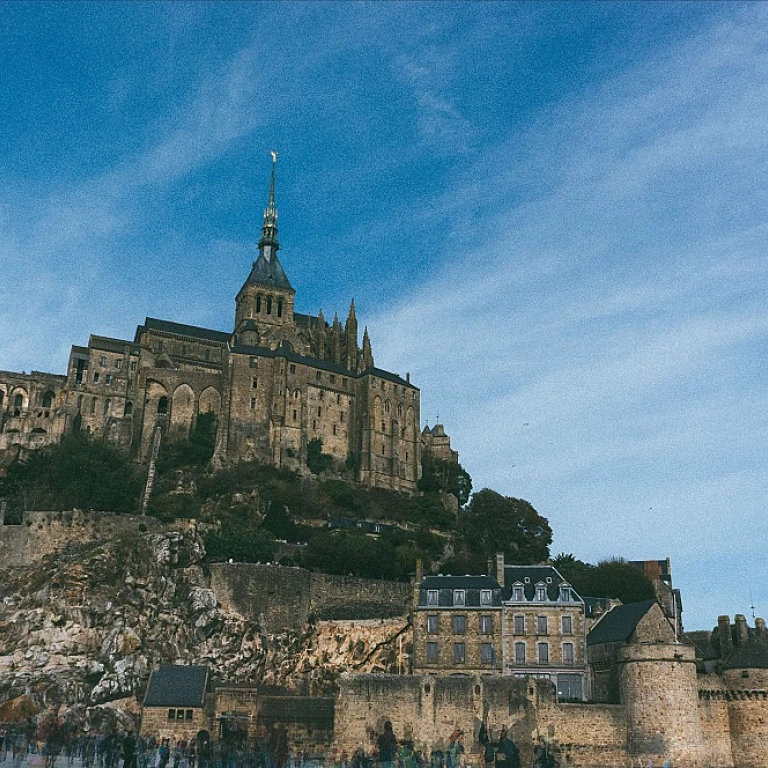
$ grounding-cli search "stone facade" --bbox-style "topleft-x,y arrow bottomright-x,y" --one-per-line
140,705 -> 208,742
0,161 -> 420,493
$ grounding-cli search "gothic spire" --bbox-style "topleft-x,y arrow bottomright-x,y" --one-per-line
259,151 -> 279,255
362,326 -> 374,370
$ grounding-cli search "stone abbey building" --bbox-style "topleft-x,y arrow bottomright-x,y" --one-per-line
0,161 -> 421,491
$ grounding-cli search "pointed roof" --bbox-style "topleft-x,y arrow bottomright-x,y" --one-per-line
586,600 -> 657,645
241,153 -> 294,294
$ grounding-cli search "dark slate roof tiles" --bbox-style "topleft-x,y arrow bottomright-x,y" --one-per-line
140,318 -> 231,344
241,252 -> 294,292
586,600 -> 657,646
143,665 -> 209,708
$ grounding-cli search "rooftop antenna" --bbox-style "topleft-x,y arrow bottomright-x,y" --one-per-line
749,587 -> 756,620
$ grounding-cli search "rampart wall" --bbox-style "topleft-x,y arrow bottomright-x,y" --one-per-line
208,563 -> 411,632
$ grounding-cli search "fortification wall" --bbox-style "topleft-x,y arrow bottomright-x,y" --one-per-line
722,669 -> 768,768
208,564 -> 410,632
335,674 -> 630,768
309,573 -> 410,621
697,675 -> 734,768
0,510 -> 168,569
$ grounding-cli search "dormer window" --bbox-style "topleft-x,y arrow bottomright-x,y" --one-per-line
559,585 -> 572,602
480,589 -> 492,606
535,584 -> 547,602
453,590 -> 466,606
427,590 -> 438,606
512,584 -> 525,601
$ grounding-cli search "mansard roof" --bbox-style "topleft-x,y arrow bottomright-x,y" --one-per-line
139,318 -> 230,345
586,600 -> 657,645
143,665 -> 208,708
241,251 -> 294,293
502,564 -> 579,602
418,575 -> 503,608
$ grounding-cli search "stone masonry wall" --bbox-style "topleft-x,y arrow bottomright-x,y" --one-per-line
697,674 -> 735,768
334,674 -> 630,768
208,564 -> 410,632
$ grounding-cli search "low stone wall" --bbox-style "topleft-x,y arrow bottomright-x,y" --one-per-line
310,573 -> 410,621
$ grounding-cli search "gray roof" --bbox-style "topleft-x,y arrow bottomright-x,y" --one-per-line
503,565 -> 579,602
587,600 -> 656,646
139,318 -> 231,345
723,640 -> 768,670
143,665 -> 209,708
418,575 -> 503,608
241,251 -> 294,293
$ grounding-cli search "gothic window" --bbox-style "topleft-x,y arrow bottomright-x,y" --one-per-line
538,642 -> 549,664
266,296 -> 273,315
157,397 -> 168,415
90,398 -> 96,414
42,391 -> 54,409
293,390 -> 301,399
452,615 -> 466,634
277,299 -> 283,318
384,400 -> 390,413
562,616 -> 573,635
515,642 -> 526,664
562,642 -> 574,664
124,402 -> 133,416
453,643 -> 465,664
256,296 -> 262,313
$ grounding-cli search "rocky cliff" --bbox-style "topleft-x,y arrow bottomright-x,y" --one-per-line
0,521 -> 410,726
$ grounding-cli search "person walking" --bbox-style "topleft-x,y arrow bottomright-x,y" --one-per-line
375,722 -> 397,768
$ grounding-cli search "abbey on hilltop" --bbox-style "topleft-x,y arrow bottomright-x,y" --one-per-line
0,159 -> 421,492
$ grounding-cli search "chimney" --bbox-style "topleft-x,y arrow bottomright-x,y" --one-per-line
413,559 -> 423,608
717,615 -> 733,657
406,372 -> 410,383
495,552 -> 505,587
735,614 -> 749,645
755,618 -> 766,634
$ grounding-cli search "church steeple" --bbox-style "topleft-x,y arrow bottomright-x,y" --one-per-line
259,151 -> 279,259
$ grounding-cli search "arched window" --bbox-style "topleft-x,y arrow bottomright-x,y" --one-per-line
124,401 -> 133,416
42,391 -> 54,408
397,403 -> 403,417
13,393 -> 23,409
90,398 -> 97,414
293,389 -> 301,400
256,295 -> 262,314
384,400 -> 391,413
266,296 -> 273,315
277,298 -> 283,317
157,396 -> 168,415
77,395 -> 84,410
104,399 -> 111,416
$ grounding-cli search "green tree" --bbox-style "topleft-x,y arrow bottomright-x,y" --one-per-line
418,453 -> 473,506
3,432 -> 142,513
306,438 -> 333,475
458,489 -> 552,565
156,412 -> 217,474
204,523 -> 278,563
551,554 -> 656,604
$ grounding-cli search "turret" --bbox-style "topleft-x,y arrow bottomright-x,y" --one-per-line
332,314 -> 341,363
316,309 -> 326,359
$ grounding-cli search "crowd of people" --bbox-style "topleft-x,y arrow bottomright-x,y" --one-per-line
0,720 -> 559,768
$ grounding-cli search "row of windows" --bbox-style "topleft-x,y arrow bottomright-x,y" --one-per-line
370,379 -> 417,399
166,709 -> 195,721
512,641 -> 575,665
512,614 -> 574,635
427,614 -> 494,635
0,391 -> 56,412
98,355 -> 123,370
425,642 -> 497,665
426,589 -> 494,606
509,583 -> 575,602
254,294 -> 285,317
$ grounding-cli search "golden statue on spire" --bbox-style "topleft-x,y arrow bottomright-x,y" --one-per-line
270,150 -> 278,163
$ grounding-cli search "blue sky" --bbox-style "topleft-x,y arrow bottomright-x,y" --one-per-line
1,2 -> 766,631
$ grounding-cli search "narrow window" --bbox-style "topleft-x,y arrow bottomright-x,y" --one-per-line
100,355 -> 107,366
42,391 -> 54,408
256,295 -> 262,313
250,356 -> 258,368
332,425 -> 337,436
116,359 -> 122,369
105,374 -> 112,385
481,643 -> 494,665
452,615 -> 466,635
277,299 -> 283,318
538,642 -> 549,664
317,407 -> 322,417
104,398 -> 111,416
513,585 -> 525,601
130,361 -> 137,372
312,420 -> 317,430
93,373 -> 100,384
427,590 -> 438,606
0,390 -> 5,407
514,615 -> 525,635
205,349 -> 210,361
384,400 -> 390,413
124,402 -> 133,417
515,642 -> 526,664
426,642 -> 439,663
480,615 -> 493,634
252,378 -> 258,389
453,590 -> 466,607
562,616 -> 573,635
342,378 -> 348,388
453,643 -> 465,664
292,410 -> 297,421
329,374 -> 336,384
266,296 -> 272,315
381,421 -> 386,433
537,616 -> 548,635
536,585 -> 547,601
340,412 -> 345,423
77,395 -> 83,410
250,397 -> 256,410
90,398 -> 96,414
319,391 -> 324,401
336,394 -> 341,404
290,364 -> 296,374
562,642 -> 574,664
316,371 -> 322,381
185,710 -> 194,721
480,589 -> 492,606
167,710 -> 175,721
427,615 -> 439,634
405,452 -> 409,462
157,396 -> 168,415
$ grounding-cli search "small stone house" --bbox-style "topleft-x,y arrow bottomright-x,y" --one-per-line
141,665 -> 210,740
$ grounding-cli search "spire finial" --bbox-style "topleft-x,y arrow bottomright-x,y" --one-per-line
259,151 -> 279,252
